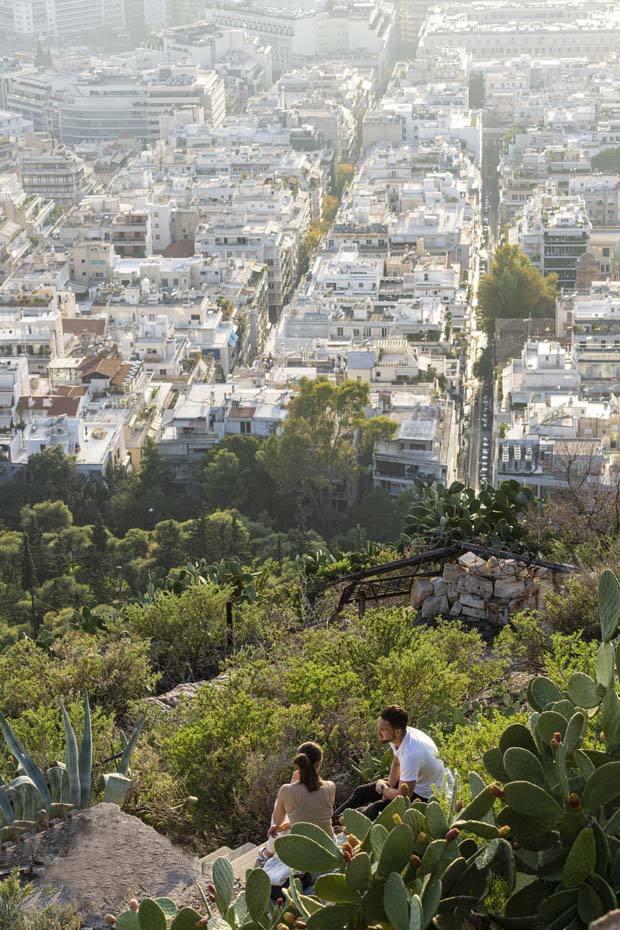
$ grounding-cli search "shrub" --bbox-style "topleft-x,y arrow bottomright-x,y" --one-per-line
0,632 -> 156,719
545,573 -> 600,636
125,584 -> 232,682
0,870 -> 81,930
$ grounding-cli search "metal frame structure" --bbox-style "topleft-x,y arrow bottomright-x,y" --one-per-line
327,542 -> 577,616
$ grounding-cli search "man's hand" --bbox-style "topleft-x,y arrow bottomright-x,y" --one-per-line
375,779 -> 388,795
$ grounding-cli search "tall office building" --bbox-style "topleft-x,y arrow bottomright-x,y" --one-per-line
0,0 -> 54,34
1,0 -> 125,35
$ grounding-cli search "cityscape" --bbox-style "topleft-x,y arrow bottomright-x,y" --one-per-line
1,2 -> 620,929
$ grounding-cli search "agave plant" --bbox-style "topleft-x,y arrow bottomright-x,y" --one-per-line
0,692 -> 146,841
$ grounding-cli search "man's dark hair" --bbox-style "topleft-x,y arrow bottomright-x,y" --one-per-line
380,705 -> 408,730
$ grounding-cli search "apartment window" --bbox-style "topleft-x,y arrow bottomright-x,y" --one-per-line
159,369 -> 166,375
240,421 -> 252,434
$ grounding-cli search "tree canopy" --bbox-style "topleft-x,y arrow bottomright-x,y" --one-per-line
477,244 -> 558,334
591,147 -> 620,174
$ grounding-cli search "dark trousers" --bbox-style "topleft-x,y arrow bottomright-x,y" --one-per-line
333,782 -> 428,823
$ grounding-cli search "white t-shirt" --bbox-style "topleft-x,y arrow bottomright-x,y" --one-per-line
391,727 -> 445,799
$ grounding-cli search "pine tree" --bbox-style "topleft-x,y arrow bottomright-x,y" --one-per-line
20,533 -> 39,635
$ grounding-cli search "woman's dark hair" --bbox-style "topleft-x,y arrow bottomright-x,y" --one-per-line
294,741 -> 323,792
380,705 -> 408,731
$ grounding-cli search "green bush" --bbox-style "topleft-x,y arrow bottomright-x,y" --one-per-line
545,574 -> 600,636
0,871 -> 81,930
0,632 -> 156,719
125,584 -> 232,682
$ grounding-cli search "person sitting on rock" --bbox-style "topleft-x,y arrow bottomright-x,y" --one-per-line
259,741 -> 336,862
332,705 -> 446,823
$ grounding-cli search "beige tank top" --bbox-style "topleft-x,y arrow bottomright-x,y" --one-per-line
283,781 -> 336,836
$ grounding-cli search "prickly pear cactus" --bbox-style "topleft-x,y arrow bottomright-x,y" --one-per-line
483,569 -> 620,929
274,793 -> 513,930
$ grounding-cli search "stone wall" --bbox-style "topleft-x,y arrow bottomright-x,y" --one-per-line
410,551 -> 571,627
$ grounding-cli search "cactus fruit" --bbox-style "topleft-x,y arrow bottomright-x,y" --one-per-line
445,828 -> 460,843
104,918 -> 116,928
129,900 -> 139,912
454,799 -> 463,813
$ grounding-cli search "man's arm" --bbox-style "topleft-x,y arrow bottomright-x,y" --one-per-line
381,778 -> 417,801
377,755 -> 413,801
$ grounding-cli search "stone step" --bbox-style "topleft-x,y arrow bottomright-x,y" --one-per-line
231,845 -> 260,881
229,842 -> 258,862
199,846 -> 232,873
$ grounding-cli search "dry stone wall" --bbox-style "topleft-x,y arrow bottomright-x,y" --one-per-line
410,551 -> 571,627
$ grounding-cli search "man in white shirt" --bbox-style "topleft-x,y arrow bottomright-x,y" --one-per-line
333,705 -> 445,822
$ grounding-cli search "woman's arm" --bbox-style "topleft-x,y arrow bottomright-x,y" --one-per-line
267,785 -> 291,837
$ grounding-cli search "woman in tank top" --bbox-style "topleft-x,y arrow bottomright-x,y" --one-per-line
267,741 -> 336,846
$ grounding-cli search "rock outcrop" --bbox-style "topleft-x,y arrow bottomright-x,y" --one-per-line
1,803 -> 203,928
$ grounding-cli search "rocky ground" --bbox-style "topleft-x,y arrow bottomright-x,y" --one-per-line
1,803 -> 205,928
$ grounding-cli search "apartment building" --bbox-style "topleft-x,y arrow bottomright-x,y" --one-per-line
204,0 -> 396,78
568,176 -> 620,228
497,396 -> 620,496
157,382 -> 292,479
372,390 -> 458,496
515,194 -> 592,290
20,146 -> 99,208
556,283 -> 620,397
418,2 -> 620,61
501,340 -> 581,413
0,295 -> 64,374
0,0 -> 125,35
0,356 -> 29,431
195,217 -> 296,321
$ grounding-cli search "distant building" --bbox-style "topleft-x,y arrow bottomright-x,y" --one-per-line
514,193 -> 592,290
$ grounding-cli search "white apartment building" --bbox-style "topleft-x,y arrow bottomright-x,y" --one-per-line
204,0 -> 396,78
568,176 -> 620,228
389,204 -> 473,272
0,109 -> 33,137
557,283 -> 620,397
195,217 -> 296,321
372,390 -> 458,496
501,340 -> 581,413
418,3 -> 620,61
0,356 -> 29,431
0,296 -> 64,373
161,24 -> 273,92
309,249 -> 383,299
157,382 -> 292,479
515,194 -> 592,290
497,396 -> 620,496
0,0 -> 124,35
20,146 -> 98,208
